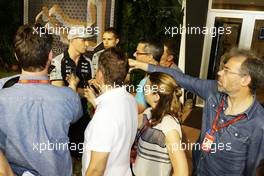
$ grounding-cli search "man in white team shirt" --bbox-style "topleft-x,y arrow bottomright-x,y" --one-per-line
82,47 -> 138,176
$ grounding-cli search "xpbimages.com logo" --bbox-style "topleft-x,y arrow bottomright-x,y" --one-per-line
165,24 -> 232,37
33,141 -> 85,154
32,24 -> 99,37
168,141 -> 232,154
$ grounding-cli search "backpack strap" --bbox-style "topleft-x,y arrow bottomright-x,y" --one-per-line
2,76 -> 20,88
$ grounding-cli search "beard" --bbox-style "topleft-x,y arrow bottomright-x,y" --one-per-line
217,82 -> 225,93
217,86 -> 224,92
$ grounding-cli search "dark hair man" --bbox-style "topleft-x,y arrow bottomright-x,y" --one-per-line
160,39 -> 181,71
0,24 -> 82,176
82,47 -> 138,176
91,27 -> 120,74
129,48 -> 264,176
133,38 -> 163,114
134,38 -> 163,64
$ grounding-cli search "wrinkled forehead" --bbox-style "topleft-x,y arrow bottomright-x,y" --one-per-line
137,43 -> 147,52
137,43 -> 148,52
225,56 -> 247,71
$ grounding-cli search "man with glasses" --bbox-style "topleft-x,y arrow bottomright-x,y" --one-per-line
133,38 -> 163,114
129,48 -> 264,176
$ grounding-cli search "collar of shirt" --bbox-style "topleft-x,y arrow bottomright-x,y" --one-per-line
222,93 -> 257,120
64,49 -> 86,66
19,75 -> 49,81
95,86 -> 127,105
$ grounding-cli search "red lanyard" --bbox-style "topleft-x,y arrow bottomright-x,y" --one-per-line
210,99 -> 246,135
18,80 -> 50,84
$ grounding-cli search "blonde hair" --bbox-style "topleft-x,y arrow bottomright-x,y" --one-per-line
148,72 -> 182,126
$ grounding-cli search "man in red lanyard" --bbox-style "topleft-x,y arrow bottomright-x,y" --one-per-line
128,48 -> 264,176
0,24 -> 83,176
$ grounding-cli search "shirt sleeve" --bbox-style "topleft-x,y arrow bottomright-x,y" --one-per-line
135,77 -> 148,108
85,113 -> 116,152
49,57 -> 63,81
162,115 -> 182,139
148,64 -> 218,100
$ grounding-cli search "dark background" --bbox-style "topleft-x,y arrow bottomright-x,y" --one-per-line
0,0 -> 209,78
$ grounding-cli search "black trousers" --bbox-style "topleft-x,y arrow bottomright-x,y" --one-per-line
68,98 -> 90,158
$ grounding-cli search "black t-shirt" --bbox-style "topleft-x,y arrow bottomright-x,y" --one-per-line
61,51 -> 92,88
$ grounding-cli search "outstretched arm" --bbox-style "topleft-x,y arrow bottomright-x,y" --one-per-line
128,59 -> 218,100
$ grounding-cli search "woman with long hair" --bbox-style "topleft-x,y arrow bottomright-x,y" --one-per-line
133,72 -> 188,176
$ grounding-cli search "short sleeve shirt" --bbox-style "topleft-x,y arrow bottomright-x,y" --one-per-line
134,108 -> 182,176
135,77 -> 148,108
82,87 -> 138,176
0,75 -> 83,176
49,50 -> 94,88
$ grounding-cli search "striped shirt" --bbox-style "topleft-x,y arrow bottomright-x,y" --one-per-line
133,108 -> 182,176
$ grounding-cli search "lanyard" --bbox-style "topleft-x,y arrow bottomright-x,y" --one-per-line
18,80 -> 50,84
210,99 -> 246,135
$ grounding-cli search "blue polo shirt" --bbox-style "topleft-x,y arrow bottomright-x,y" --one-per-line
0,75 -> 83,176
135,77 -> 148,108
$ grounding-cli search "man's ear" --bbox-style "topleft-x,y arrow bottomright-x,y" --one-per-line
167,55 -> 174,62
241,75 -> 251,87
148,55 -> 158,65
115,38 -> 120,45
48,50 -> 53,62
96,70 -> 105,85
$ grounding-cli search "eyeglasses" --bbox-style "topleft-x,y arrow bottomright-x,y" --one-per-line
135,51 -> 151,56
221,68 -> 247,76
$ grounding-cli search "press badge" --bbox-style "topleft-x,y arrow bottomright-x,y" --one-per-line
201,129 -> 215,153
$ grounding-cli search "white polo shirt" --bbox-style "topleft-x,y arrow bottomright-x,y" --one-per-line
82,87 -> 138,176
